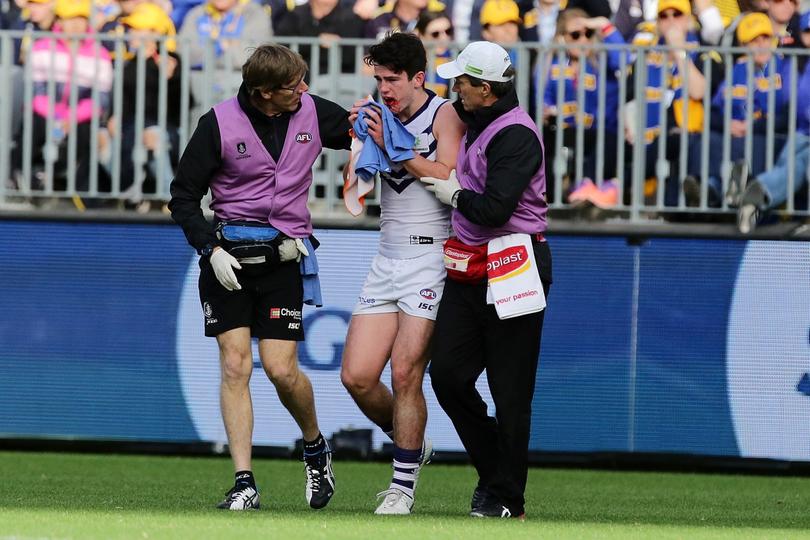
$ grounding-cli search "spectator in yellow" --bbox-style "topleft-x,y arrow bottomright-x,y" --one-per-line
480,0 -> 521,46
179,0 -> 272,70
624,0 -> 724,206
109,2 -> 183,209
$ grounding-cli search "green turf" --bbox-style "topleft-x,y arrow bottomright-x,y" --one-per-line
1,451 -> 810,539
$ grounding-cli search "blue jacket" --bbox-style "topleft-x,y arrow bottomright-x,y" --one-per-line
542,27 -> 626,134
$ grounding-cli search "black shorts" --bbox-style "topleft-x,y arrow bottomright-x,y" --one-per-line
198,258 -> 305,341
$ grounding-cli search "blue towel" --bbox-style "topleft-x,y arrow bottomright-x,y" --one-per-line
353,99 -> 415,181
300,238 -> 322,307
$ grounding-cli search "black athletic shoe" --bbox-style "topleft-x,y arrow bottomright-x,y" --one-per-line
470,485 -> 495,512
304,444 -> 335,509
470,500 -> 516,518
470,495 -> 526,521
217,484 -> 260,510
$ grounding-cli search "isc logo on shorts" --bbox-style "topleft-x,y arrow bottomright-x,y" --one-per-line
288,322 -> 301,330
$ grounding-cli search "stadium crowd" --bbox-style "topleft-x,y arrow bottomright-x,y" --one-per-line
1,0 -> 809,230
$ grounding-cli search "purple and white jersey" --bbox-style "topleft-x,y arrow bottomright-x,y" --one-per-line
379,91 -> 451,258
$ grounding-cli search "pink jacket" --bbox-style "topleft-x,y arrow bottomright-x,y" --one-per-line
30,32 -> 113,123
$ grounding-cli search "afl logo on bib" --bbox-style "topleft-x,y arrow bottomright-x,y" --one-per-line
296,132 -> 313,144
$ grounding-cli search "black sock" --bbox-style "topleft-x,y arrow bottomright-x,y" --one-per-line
235,470 -> 256,489
303,433 -> 326,457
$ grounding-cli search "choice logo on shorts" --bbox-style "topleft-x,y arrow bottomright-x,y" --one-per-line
270,307 -> 302,320
419,288 -> 437,300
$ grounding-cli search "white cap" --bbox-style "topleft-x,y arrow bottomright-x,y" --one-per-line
437,41 -> 513,83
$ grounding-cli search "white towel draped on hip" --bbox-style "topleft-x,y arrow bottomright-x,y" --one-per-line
485,233 -> 546,320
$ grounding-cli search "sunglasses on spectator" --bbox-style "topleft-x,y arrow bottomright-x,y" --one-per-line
658,10 -> 685,20
429,27 -> 454,38
567,28 -> 594,40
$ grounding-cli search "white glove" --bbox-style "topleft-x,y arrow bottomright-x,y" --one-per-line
278,239 -> 300,262
209,247 -> 242,291
277,238 -> 310,262
295,238 -> 310,258
420,169 -> 461,206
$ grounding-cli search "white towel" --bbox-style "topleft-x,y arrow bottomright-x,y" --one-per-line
343,94 -> 376,217
343,134 -> 375,216
485,233 -> 546,320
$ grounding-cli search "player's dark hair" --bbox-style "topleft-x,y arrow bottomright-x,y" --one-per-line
364,31 -> 427,80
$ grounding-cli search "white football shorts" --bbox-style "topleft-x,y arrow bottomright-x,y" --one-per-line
352,250 -> 446,320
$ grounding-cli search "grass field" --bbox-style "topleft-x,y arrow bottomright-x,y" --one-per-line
1,451 -> 810,539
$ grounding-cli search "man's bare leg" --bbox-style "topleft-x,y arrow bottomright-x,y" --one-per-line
259,338 -> 335,509
375,312 -> 434,515
340,312 -> 399,430
216,327 -> 260,510
390,312 -> 433,449
258,339 -> 319,441
217,327 -> 255,472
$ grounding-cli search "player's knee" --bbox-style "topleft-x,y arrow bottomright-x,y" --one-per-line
265,362 -> 299,391
341,367 -> 374,396
219,348 -> 252,384
390,361 -> 422,394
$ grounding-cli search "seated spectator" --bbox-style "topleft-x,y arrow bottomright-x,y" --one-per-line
684,12 -> 789,207
364,0 -> 429,39
480,0 -> 520,47
6,0 -> 55,141
623,0 -> 724,207
12,0 -> 113,193
723,0 -> 800,48
179,0 -> 271,111
543,9 -> 626,207
108,1 -> 181,210
274,0 -> 364,75
733,10 -> 810,232
767,0 -> 800,46
98,0 -> 152,53
179,0 -> 271,71
415,9 -> 453,97
9,0 -> 55,63
615,0 -> 725,44
522,0 -> 561,45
